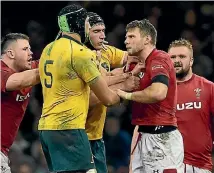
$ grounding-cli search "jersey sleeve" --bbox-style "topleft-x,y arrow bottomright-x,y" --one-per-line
31,60 -> 40,69
73,53 -> 101,83
1,69 -> 13,92
149,56 -> 170,80
105,45 -> 126,67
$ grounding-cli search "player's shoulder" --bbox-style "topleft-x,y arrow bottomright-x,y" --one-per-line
153,49 -> 170,60
194,74 -> 214,86
1,61 -> 13,73
72,44 -> 95,62
102,45 -> 124,53
41,42 -> 54,56
74,44 -> 94,57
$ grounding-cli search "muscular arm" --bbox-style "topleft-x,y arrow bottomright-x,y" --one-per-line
131,82 -> 168,103
89,72 -> 139,107
89,81 -> 127,107
89,76 -> 120,107
103,72 -> 130,86
118,74 -> 169,103
6,69 -> 40,91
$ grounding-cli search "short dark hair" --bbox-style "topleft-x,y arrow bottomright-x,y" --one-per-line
126,19 -> 157,45
1,33 -> 29,55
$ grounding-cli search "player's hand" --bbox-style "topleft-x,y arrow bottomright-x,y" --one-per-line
131,62 -> 145,76
125,56 -> 140,72
100,66 -> 108,76
117,89 -> 128,100
117,89 -> 133,100
124,76 -> 140,91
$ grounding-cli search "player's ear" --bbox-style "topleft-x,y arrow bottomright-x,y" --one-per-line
190,57 -> 194,67
6,49 -> 15,59
145,35 -> 151,45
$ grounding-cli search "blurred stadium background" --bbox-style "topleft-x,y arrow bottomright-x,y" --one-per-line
1,1 -> 214,173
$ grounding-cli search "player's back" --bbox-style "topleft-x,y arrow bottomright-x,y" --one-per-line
176,74 -> 214,170
39,36 -> 100,130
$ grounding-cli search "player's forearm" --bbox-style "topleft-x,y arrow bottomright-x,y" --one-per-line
90,76 -> 120,107
102,89 -> 120,107
131,86 -> 159,103
90,82 -> 127,107
89,91 -> 100,107
122,52 -> 128,65
110,81 -> 132,91
131,83 -> 167,103
104,73 -> 129,86
131,87 -> 159,103
6,69 -> 40,91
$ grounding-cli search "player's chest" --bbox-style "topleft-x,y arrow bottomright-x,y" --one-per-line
98,55 -> 111,72
10,88 -> 31,102
138,67 -> 151,90
176,84 -> 209,112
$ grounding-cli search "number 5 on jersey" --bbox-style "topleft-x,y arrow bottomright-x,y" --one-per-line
44,60 -> 54,88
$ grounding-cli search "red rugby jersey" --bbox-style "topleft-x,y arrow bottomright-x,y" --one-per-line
131,49 -> 177,126
176,74 -> 214,171
1,61 -> 36,155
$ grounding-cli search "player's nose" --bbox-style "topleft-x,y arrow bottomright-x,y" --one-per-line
100,32 -> 105,39
29,50 -> 33,56
124,38 -> 128,45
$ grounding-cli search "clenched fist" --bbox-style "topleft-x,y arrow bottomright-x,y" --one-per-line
124,75 -> 140,91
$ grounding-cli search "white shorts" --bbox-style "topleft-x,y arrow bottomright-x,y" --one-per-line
1,151 -> 11,173
184,164 -> 211,173
132,129 -> 184,173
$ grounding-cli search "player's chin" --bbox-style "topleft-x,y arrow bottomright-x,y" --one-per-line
96,45 -> 102,50
175,67 -> 182,73
26,64 -> 32,70
127,49 -> 133,56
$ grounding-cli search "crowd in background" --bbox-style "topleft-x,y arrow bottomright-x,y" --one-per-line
1,1 -> 214,173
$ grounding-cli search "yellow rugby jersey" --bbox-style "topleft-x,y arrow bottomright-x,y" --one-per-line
38,35 -> 100,130
85,45 -> 126,140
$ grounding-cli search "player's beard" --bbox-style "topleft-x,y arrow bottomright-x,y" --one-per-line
128,46 -> 143,56
174,62 -> 190,80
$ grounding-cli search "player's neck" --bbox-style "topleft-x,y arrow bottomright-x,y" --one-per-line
176,69 -> 193,83
138,45 -> 156,63
1,57 -> 19,72
62,32 -> 82,43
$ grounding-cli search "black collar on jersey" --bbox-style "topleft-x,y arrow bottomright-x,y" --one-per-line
85,41 -> 96,50
61,35 -> 83,46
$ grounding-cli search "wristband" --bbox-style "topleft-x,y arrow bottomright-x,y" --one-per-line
125,93 -> 132,100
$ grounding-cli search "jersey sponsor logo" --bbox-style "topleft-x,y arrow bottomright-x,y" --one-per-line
16,93 -> 30,102
152,64 -> 163,70
177,101 -> 201,110
138,72 -> 144,79
101,62 -> 110,71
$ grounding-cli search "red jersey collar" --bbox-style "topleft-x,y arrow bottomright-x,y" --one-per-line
177,74 -> 195,85
145,48 -> 157,64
